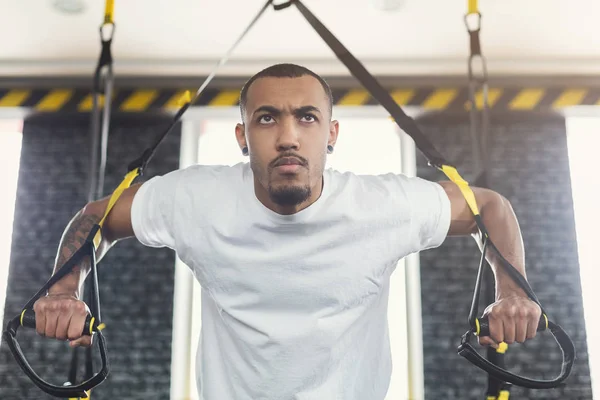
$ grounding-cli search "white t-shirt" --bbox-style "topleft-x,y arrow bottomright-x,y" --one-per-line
130,162 -> 451,400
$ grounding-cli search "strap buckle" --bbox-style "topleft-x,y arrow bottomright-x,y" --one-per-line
273,0 -> 296,11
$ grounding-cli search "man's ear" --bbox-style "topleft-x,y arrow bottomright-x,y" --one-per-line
328,120 -> 339,148
235,123 -> 247,153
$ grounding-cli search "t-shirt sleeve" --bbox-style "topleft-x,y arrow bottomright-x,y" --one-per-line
404,175 -> 451,251
130,169 -> 183,249
379,173 -> 451,252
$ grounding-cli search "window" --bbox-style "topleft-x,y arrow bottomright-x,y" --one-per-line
565,115 -> 600,398
175,115 -> 414,399
0,126 -> 23,333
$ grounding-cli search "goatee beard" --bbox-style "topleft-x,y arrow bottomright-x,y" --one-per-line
268,184 -> 311,206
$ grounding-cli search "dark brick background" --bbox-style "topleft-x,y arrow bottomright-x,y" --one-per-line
0,112 -> 181,399
414,112 -> 592,399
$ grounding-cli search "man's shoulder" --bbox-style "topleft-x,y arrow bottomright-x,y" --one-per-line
179,162 -> 248,176
158,162 -> 249,183
138,162 -> 249,196
326,168 -> 425,192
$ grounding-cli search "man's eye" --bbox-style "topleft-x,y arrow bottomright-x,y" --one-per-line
301,114 -> 317,122
258,115 -> 274,124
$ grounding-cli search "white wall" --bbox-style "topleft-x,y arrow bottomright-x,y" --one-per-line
565,114 -> 600,399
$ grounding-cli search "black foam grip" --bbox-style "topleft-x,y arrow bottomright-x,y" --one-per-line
20,309 -> 96,336
477,314 -> 547,337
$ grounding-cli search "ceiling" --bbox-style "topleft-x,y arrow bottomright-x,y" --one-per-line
2,0 -> 600,77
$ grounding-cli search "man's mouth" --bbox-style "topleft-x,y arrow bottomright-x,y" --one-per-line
274,157 -> 303,167
273,157 -> 305,173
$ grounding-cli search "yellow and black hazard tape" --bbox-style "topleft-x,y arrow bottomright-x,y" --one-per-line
0,86 -> 598,112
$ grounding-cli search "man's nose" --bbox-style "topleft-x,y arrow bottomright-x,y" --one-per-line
276,117 -> 300,151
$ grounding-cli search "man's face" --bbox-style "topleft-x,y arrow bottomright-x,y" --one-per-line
236,75 -> 338,213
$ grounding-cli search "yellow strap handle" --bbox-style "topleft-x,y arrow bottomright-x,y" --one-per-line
496,342 -> 508,354
92,168 -> 140,249
104,0 -> 115,24
440,165 -> 481,216
498,390 -> 510,400
68,389 -> 90,400
468,0 -> 478,14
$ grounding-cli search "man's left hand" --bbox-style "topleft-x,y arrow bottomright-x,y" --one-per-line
478,294 -> 542,349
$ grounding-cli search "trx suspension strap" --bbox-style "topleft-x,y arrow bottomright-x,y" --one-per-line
274,0 -> 576,390
89,0 -> 115,202
465,2 -> 511,399
466,0 -> 490,187
2,1 -> 273,397
64,2 -> 117,399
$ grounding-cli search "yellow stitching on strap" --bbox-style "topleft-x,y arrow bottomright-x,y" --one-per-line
20,310 -> 26,326
93,168 -> 140,248
440,165 -> 480,216
544,313 -> 549,329
475,317 -> 480,335
486,397 -> 497,400
104,0 -> 115,24
89,317 -> 96,335
468,0 -> 478,14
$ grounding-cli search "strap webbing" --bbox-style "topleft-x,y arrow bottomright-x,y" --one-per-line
468,0 -> 479,14
287,0 -> 545,315
291,0 -> 449,170
104,0 -> 114,24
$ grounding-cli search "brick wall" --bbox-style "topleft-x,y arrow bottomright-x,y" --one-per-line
0,112 -> 181,399
414,113 -> 592,399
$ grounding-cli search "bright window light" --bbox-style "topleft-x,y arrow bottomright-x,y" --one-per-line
0,130 -> 23,331
189,117 -> 409,399
565,116 -> 600,398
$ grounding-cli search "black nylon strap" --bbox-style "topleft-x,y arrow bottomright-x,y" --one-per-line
284,0 -> 575,390
288,0 -> 449,169
458,322 -> 575,389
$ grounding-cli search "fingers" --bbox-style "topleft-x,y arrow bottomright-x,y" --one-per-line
515,312 -> 529,343
68,302 -> 89,340
526,316 -> 538,339
32,294 -> 91,346
33,301 -> 46,337
479,296 -> 542,348
487,313 -> 505,344
504,318 -> 517,344
70,336 -> 93,348
478,335 -> 499,349
44,305 -> 61,339
54,308 -> 73,341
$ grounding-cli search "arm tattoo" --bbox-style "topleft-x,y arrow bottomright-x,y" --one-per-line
54,213 -> 102,274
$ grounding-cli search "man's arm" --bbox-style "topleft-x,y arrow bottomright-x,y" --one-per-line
33,183 -> 142,347
49,183 -> 142,295
438,181 -> 542,347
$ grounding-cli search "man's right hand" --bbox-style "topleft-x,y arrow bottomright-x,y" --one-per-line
32,293 -> 93,348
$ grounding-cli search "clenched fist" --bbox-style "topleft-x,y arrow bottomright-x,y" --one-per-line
478,293 -> 542,348
32,293 -> 93,348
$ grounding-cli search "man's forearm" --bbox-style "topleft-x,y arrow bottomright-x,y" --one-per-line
478,194 -> 528,299
50,206 -> 112,297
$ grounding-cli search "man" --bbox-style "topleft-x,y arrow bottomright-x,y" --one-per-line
33,63 -> 541,399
